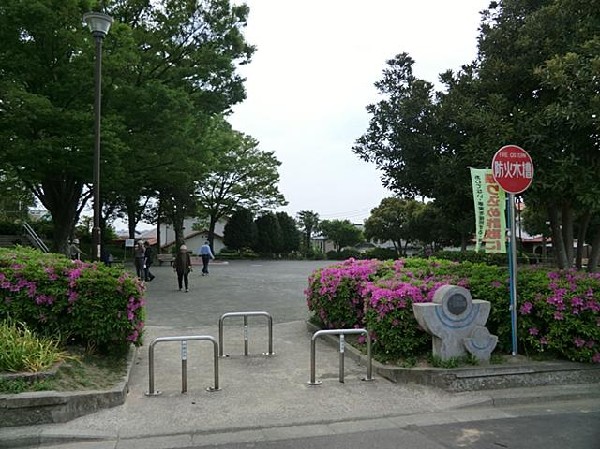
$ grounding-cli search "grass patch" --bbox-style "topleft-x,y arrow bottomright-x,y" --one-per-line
0,319 -> 70,373
0,319 -> 129,395
0,347 -> 128,394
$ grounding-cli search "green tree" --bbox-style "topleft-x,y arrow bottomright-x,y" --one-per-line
296,210 -> 320,255
254,212 -> 281,256
364,197 -> 425,256
0,0 -> 97,253
223,208 -> 256,251
474,0 -> 600,270
0,168 -> 36,222
319,219 -> 363,253
353,0 -> 600,269
106,0 -> 255,237
276,211 -> 300,255
196,118 -> 287,249
0,0 -> 255,253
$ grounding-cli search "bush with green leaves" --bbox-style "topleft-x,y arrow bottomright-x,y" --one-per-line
518,269 -> 600,363
306,258 -> 600,363
0,247 -> 145,354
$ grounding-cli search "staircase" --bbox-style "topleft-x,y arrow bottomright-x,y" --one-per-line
0,223 -> 50,252
22,222 -> 49,252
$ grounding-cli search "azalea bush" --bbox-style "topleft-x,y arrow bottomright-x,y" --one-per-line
0,247 -> 145,355
518,270 -> 600,363
305,258 -> 382,328
306,258 -> 600,364
363,259 -> 469,359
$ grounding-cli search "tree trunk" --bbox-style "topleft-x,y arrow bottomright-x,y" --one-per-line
548,206 -> 569,269
34,177 -> 84,254
587,226 -> 600,273
460,233 -> 468,252
126,197 -> 138,240
561,203 -> 574,267
208,213 -> 217,251
575,211 -> 591,269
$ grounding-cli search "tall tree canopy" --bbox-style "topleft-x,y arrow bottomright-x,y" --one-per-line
319,219 -> 363,253
364,197 -> 425,256
0,0 -> 255,252
296,210 -> 320,255
354,0 -> 600,270
195,117 -> 287,249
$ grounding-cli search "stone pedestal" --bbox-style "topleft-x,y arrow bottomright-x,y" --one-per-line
413,285 -> 497,362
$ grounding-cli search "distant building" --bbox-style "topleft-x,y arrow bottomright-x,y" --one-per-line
159,218 -> 226,254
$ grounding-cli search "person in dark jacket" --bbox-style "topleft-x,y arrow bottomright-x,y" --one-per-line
134,241 -> 145,279
144,241 -> 155,281
173,244 -> 192,292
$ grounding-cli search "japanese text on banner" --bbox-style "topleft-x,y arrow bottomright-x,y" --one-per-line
470,168 -> 506,253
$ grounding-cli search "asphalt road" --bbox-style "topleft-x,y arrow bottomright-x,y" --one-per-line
191,408 -> 600,449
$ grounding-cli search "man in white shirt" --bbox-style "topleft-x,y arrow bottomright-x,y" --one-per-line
197,241 -> 215,276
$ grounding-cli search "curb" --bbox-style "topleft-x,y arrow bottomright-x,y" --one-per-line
0,346 -> 137,429
305,321 -> 600,396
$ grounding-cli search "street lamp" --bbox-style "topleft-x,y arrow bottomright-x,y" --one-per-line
83,11 -> 113,261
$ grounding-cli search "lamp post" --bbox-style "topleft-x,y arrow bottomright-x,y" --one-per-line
83,11 -> 113,261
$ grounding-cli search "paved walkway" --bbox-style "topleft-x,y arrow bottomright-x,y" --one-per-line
1,261 -> 598,448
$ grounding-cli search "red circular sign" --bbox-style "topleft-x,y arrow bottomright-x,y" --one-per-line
491,145 -> 533,194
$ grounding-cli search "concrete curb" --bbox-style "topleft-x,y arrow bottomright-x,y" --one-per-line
305,321 -> 600,393
0,346 -> 137,428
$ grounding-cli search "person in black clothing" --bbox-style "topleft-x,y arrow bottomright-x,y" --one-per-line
144,241 -> 155,281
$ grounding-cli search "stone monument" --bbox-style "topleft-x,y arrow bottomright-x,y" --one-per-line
412,285 -> 498,362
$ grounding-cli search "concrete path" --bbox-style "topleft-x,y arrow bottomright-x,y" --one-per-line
1,260 -> 598,448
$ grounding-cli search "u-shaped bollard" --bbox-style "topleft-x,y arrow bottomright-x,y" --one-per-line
308,328 -> 373,385
218,311 -> 275,357
145,335 -> 220,396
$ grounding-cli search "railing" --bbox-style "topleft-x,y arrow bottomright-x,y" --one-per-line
145,335 -> 220,396
22,222 -> 49,253
218,311 -> 274,357
308,328 -> 373,385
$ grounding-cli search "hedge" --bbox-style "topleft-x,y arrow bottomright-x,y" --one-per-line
306,258 -> 600,364
0,247 -> 145,355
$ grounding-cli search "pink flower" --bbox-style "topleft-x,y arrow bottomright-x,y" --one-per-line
520,302 -> 533,315
553,311 -> 564,320
593,353 -> 600,364
529,327 -> 539,336
574,338 -> 585,348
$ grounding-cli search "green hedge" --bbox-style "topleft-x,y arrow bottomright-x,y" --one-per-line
0,247 -> 145,354
306,258 -> 600,364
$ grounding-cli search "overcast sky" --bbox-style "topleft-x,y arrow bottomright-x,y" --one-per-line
228,0 -> 491,223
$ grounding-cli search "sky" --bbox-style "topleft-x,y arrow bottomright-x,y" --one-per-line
228,0 -> 491,223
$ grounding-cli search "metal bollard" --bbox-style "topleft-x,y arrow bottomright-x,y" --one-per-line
308,328 -> 373,385
218,311 -> 275,357
145,335 -> 220,396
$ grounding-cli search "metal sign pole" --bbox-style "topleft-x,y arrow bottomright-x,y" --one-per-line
507,193 -> 518,355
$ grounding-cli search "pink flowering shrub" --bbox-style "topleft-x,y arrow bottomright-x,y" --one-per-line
305,258 -> 382,328
518,269 -> 600,363
0,247 -> 145,354
306,258 -> 600,364
363,259 -> 468,359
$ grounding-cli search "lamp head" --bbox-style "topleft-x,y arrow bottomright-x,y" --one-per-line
83,11 -> 113,38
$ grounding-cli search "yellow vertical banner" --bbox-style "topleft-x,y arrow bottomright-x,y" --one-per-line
471,168 -> 506,253
483,171 -> 506,253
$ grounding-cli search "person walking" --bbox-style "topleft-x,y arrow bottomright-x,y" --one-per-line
173,244 -> 192,292
69,239 -> 82,260
143,241 -> 155,282
134,241 -> 145,279
198,241 -> 215,276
